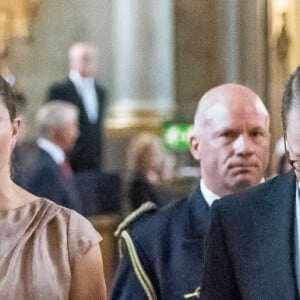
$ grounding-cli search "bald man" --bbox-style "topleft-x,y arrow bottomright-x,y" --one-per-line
47,42 -> 106,173
111,84 -> 271,300
200,68 -> 300,300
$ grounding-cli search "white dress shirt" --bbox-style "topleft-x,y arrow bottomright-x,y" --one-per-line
200,179 -> 220,207
69,70 -> 98,123
37,138 -> 65,165
200,178 -> 265,207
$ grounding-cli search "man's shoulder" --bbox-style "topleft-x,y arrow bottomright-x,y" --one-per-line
48,78 -> 72,90
95,81 -> 106,93
115,197 -> 190,241
114,202 -> 158,238
214,172 -> 294,213
47,78 -> 80,103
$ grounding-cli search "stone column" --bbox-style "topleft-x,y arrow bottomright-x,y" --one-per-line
109,0 -> 175,129
223,0 -> 241,83
223,0 -> 268,101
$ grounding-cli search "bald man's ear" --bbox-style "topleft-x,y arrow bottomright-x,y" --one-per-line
190,135 -> 201,161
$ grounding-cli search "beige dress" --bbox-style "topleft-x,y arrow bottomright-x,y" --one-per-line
0,198 -> 102,299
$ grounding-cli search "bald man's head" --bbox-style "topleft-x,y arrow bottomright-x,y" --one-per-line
194,84 -> 269,132
69,42 -> 97,78
190,83 -> 270,197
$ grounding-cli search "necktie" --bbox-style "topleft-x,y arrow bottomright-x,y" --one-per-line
59,159 -> 73,181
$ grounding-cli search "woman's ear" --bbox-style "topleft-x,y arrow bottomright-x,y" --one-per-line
11,118 -> 21,149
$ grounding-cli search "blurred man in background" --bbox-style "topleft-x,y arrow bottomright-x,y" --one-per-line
47,42 -> 106,173
21,101 -> 82,212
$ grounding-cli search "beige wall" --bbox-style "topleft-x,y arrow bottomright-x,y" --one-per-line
9,0 -> 112,137
8,1 -> 228,125
174,0 -> 225,122
4,1 -> 280,171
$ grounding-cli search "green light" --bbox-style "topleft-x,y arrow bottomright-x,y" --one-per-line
163,123 -> 193,151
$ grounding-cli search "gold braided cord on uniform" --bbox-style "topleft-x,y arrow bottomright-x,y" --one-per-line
120,230 -> 158,300
114,201 -> 157,238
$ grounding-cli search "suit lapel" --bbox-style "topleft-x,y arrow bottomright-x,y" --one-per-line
66,79 -> 92,123
181,187 -> 210,267
66,79 -> 82,104
67,78 -> 103,124
185,187 -> 210,240
180,187 -> 210,297
241,171 -> 299,299
95,84 -> 105,118
39,148 -> 82,212
67,79 -> 88,115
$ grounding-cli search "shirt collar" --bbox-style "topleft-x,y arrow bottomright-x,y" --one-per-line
200,179 -> 220,207
37,138 -> 65,164
69,70 -> 95,88
200,177 -> 265,207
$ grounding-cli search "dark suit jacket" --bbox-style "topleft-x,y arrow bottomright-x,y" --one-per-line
21,148 -> 82,213
200,170 -> 299,300
12,140 -> 40,186
75,170 -> 122,216
111,187 -> 209,300
120,171 -> 170,216
46,78 -> 106,172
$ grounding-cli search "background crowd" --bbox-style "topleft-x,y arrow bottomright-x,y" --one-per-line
3,39 -> 297,299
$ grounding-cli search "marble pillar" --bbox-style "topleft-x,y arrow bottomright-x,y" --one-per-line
109,0 -> 175,129
223,0 -> 268,101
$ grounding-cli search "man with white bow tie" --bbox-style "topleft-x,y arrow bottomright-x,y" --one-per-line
47,42 -> 106,173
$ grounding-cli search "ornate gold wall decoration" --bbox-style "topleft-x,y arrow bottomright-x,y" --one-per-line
0,0 -> 40,58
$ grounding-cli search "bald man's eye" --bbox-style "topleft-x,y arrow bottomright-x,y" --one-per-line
250,130 -> 265,138
220,131 -> 238,139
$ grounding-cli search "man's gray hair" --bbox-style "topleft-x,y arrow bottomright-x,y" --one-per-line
36,100 -> 79,135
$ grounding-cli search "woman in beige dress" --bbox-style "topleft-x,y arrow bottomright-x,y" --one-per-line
0,76 -> 107,299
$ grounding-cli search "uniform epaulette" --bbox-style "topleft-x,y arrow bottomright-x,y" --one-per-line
114,201 -> 157,238
115,201 -> 158,300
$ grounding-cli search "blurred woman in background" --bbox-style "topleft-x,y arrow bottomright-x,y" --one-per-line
121,132 -> 174,215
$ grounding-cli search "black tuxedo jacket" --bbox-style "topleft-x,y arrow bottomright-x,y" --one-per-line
22,148 -> 82,213
200,170 -> 299,300
111,187 -> 209,300
47,78 -> 106,172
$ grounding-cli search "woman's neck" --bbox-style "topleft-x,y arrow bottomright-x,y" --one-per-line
0,178 -> 35,211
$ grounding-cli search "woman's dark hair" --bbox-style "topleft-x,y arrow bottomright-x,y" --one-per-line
281,66 -> 300,132
0,76 -> 17,121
